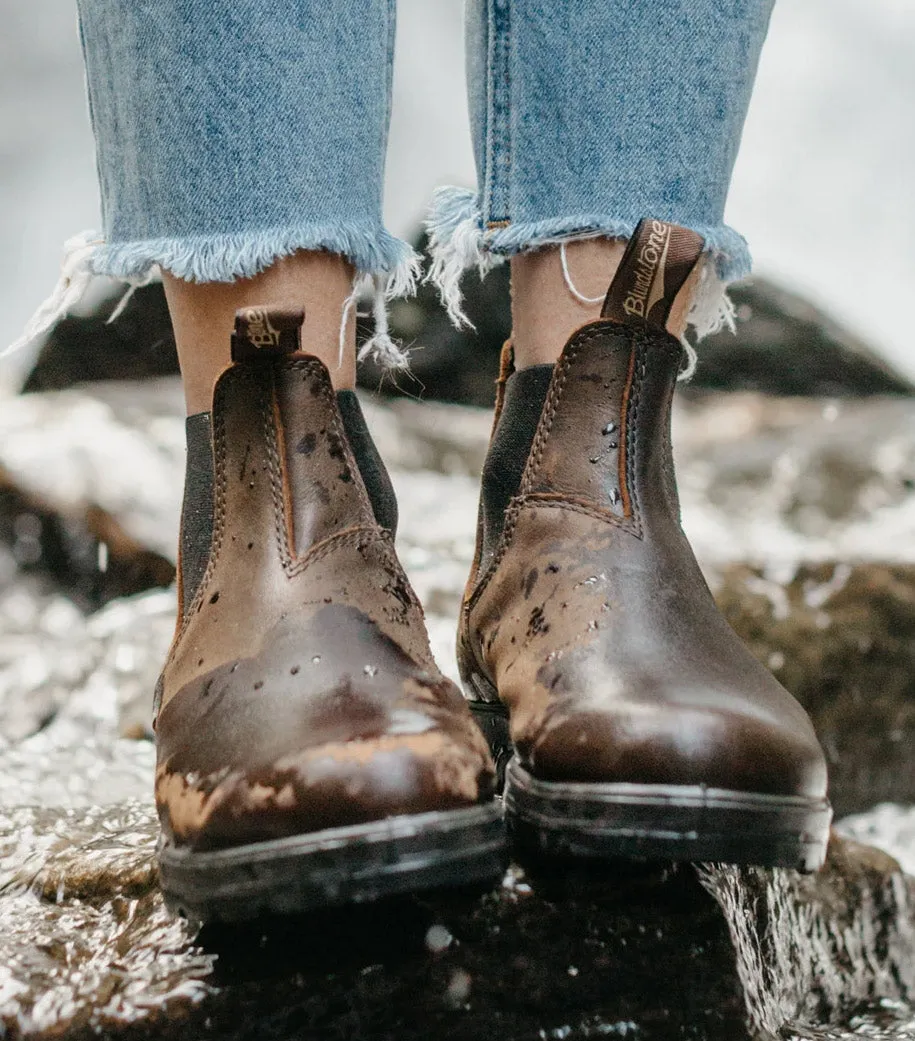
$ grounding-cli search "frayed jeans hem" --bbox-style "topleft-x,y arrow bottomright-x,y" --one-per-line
91,223 -> 419,286
8,223 -> 420,358
425,185 -> 749,350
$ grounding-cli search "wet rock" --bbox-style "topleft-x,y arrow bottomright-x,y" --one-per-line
714,561 -> 915,819
672,394 -> 915,565
0,583 -> 172,754
689,280 -> 915,398
0,797 -> 912,1041
1,380 -> 914,1038
23,283 -> 177,393
0,379 -> 184,561
20,262 -> 914,406
0,474 -> 174,612
0,381 -> 179,608
0,572 -> 97,743
841,805 -> 915,876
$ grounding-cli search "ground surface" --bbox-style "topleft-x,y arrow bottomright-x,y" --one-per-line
1,377 -> 915,1038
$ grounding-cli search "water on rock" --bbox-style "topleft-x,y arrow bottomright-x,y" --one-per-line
0,376 -> 914,1038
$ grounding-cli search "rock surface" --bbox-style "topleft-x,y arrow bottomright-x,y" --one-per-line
1,379 -> 914,1039
2,800 -> 913,1041
716,562 -> 915,818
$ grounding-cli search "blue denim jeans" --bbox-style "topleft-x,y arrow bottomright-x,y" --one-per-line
22,0 -> 774,352
434,0 -> 774,335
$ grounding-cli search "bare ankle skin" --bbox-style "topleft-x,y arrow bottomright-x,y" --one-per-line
509,237 -> 698,369
163,250 -> 357,414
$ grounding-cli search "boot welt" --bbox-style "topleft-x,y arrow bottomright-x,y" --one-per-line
158,803 -> 506,925
502,757 -> 832,873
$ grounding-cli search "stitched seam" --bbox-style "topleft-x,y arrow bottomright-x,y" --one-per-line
502,4 -> 512,219
469,326 -> 632,612
520,351 -> 571,495
466,341 -> 515,595
264,371 -> 294,568
377,531 -> 425,615
521,493 -> 642,535
285,524 -> 382,576
272,358 -> 378,573
297,358 -> 377,529
625,342 -> 647,534
481,0 -> 494,220
616,344 -> 637,519
468,333 -> 576,610
485,0 -> 512,222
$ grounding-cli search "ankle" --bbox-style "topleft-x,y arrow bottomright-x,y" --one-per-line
163,250 -> 357,414
510,239 -> 626,369
509,236 -> 698,370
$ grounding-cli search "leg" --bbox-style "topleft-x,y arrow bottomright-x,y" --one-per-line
77,0 -> 415,412
510,234 -> 701,368
433,0 -> 775,361
509,239 -> 626,369
75,0 -> 503,921
162,253 -> 356,413
449,0 -> 831,869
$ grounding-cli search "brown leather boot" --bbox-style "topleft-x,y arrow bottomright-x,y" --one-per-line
155,307 -> 502,922
459,220 -> 831,871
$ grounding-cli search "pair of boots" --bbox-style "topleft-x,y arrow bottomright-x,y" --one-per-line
155,222 -> 831,923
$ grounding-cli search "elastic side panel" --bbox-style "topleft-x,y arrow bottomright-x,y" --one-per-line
180,412 -> 215,615
336,391 -> 399,537
479,364 -> 554,570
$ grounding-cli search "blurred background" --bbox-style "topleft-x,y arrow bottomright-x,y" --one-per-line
1,0 -> 914,386
2,4 -> 915,1036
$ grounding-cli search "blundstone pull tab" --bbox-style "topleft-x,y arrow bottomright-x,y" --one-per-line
231,306 -> 304,362
602,219 -> 704,331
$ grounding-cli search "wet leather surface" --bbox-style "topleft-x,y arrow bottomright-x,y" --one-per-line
157,352 -> 493,851
459,322 -> 828,799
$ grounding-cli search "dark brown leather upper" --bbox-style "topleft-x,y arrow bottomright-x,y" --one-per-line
157,322 -> 494,851
458,323 -> 828,800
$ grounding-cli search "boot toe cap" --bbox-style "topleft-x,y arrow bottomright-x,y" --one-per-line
157,727 -> 495,852
520,702 -> 827,801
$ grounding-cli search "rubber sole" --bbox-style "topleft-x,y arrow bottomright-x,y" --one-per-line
469,702 -> 832,872
159,802 -> 506,924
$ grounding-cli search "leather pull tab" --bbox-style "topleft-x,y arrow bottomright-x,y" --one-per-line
231,306 -> 304,362
601,219 -> 704,331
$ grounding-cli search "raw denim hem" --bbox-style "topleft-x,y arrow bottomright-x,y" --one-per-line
482,215 -> 749,280
7,224 -> 420,357
425,185 -> 749,353
91,222 -> 420,289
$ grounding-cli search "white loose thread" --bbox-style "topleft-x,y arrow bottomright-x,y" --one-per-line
356,273 -> 410,370
677,335 -> 699,381
686,256 -> 736,340
338,273 -> 368,369
424,187 -> 494,330
105,265 -> 160,325
679,255 -> 738,382
559,241 -> 606,304
5,230 -> 104,355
